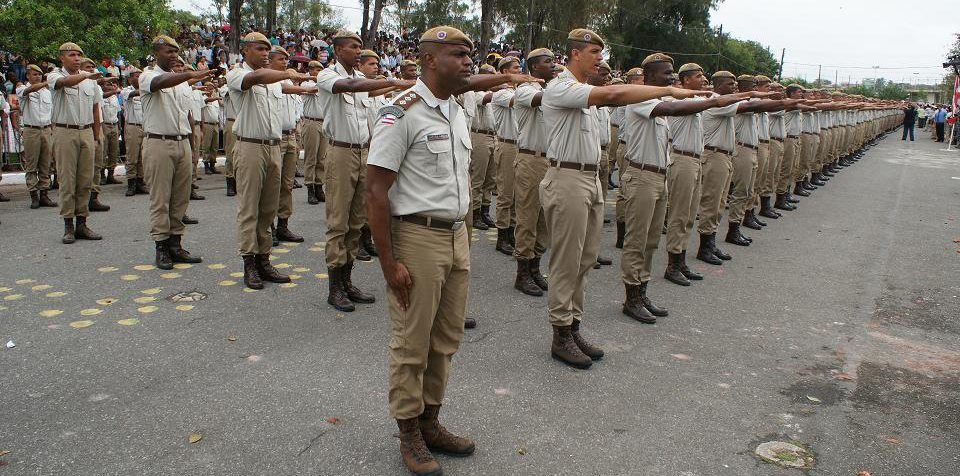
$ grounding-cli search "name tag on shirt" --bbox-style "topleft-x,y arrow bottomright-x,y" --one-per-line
427,134 -> 449,141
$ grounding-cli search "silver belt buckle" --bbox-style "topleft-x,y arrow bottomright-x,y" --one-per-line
451,221 -> 463,231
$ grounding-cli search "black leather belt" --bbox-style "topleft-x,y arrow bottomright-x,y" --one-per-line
787,134 -> 800,139
601,145 -> 607,151
23,124 -> 51,129
549,160 -> 597,172
471,128 -> 493,134
396,214 -> 463,231
737,142 -> 758,150
282,129 -> 293,135
499,138 -> 517,145
802,132 -> 819,136
704,145 -> 732,155
126,122 -> 142,126
771,137 -> 784,142
103,122 -> 119,127
238,136 -> 280,146
759,139 -> 770,144
671,149 -> 701,159
329,140 -> 368,149
304,116 -> 324,122
619,139 -> 626,145
518,148 -> 546,157
203,122 -> 219,125
54,123 -> 91,130
147,133 -> 189,141
628,161 -> 666,175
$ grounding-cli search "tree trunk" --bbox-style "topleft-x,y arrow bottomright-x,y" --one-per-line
266,0 -> 276,33
524,0 -> 534,54
479,0 -> 494,63
364,0 -> 386,47
228,0 -> 243,54
360,0 -> 371,39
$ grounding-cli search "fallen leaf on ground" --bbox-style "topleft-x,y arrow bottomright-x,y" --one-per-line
188,432 -> 202,443
882,437 -> 900,444
325,417 -> 340,424
806,396 -> 822,403
834,373 -> 856,381
227,335 -> 237,342
670,353 -> 692,361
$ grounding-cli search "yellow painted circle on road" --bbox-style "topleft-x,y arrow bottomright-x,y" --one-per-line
39,310 -> 63,318
173,263 -> 193,269
16,279 -> 36,284
279,283 -> 297,288
133,265 -> 156,271
229,272 -> 244,278
137,306 -> 158,313
219,280 -> 237,286
273,248 -> 290,253
134,296 -> 156,303
121,274 -> 140,281
80,309 -> 102,316
117,318 -> 140,326
3,294 -> 24,301
46,291 -> 67,297
293,267 -> 310,272
141,288 -> 162,295
70,320 -> 94,329
175,304 -> 194,311
95,298 -> 118,306
32,284 -> 52,291
207,263 -> 226,270
97,267 -> 118,273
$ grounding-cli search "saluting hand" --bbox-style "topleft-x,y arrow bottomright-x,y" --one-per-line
715,94 -> 746,107
191,69 -> 214,81
391,79 -> 417,89
383,260 -> 413,311
287,71 -> 311,82
667,87 -> 712,99
85,72 -> 103,81
508,74 -> 544,85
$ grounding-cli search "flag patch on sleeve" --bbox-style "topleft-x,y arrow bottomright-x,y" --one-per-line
381,114 -> 396,125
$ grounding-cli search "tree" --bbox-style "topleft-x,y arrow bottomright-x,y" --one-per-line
0,0 -> 178,62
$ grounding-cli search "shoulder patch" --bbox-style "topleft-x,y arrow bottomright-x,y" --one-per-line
395,91 -> 421,110
378,104 -> 405,120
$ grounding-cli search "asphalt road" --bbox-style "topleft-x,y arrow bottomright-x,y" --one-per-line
1,130 -> 959,475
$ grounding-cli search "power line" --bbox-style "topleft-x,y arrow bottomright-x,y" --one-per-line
783,61 -> 946,70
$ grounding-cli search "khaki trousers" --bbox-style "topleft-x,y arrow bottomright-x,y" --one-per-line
513,151 -> 549,259
101,123 -> 120,170
234,141 -> 282,255
728,146 -> 758,223
278,133 -> 299,219
124,123 -> 145,179
190,123 -> 202,182
301,118 -> 326,186
22,126 -> 53,191
539,167 -> 603,326
763,139 -> 783,197
751,142 -> 769,208
777,137 -> 800,194
614,142 -> 628,223
795,134 -> 811,180
696,149 -> 732,235
224,119 -> 237,179
469,132 -> 496,211
53,126 -> 95,219
620,167 -> 668,285
599,146 -> 610,198
201,122 -> 219,163
324,145 -> 368,268
494,140 -> 517,229
388,220 -> 469,419
607,126 -> 620,179
818,129 -> 832,167
143,137 -> 192,241
665,153 -> 701,254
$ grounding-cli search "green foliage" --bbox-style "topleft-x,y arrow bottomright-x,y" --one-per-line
0,0 -> 177,62
388,0 -> 476,39
843,78 -> 908,100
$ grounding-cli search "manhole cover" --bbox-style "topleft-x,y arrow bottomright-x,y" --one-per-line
755,441 -> 814,469
170,291 -> 207,303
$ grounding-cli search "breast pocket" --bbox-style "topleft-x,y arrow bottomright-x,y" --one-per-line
426,138 -> 453,178
580,108 -> 592,133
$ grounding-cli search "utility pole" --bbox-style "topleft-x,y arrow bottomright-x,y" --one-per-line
777,48 -> 785,81
715,24 -> 723,72
817,64 -> 821,86
835,70 -> 838,88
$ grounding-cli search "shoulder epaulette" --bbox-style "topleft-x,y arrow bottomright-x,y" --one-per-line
395,91 -> 421,110
453,95 -> 464,109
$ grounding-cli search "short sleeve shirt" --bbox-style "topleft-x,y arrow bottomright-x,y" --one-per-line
201,93 -> 220,123
801,111 -> 818,134
219,84 -> 237,120
734,99 -> 759,146
667,97 -> 706,155
595,106 -> 610,147
623,98 -> 669,168
16,84 -> 52,126
226,61 -> 284,140
367,79 -> 472,221
514,82 -> 545,152
701,94 -> 740,152
542,68 -> 599,164
139,65 -> 192,136
785,110 -> 802,136
610,106 -> 625,127
472,93 -> 495,132
101,94 -> 121,124
314,62 -> 372,144
278,79 -> 299,131
300,79 -> 327,119
491,88 -> 518,141
190,89 -> 205,123
47,68 -> 99,126
121,86 -> 143,124
768,110 -> 786,139
757,112 -> 770,141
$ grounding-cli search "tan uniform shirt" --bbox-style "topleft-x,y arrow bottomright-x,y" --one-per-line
367,79 -> 471,221
757,111 -> 770,141
279,79 -> 299,131
47,68 -> 101,126
201,92 -> 220,123
610,106 -> 624,128
219,85 -> 237,121
226,62 -> 284,140
542,68 -> 599,164
189,89 -> 205,124
667,97 -> 706,156
801,111 -> 818,134
623,98 -> 669,168
314,62 -> 372,144
300,79 -> 327,120
768,110 -> 786,139
595,106 -> 610,147
734,100 -> 759,147
701,94 -> 740,152
121,86 -> 143,125
784,110 -> 802,136
472,92 -> 495,132
491,87 -> 518,141
16,84 -> 52,127
101,94 -> 121,125
139,65 -> 192,136
514,82 -> 545,153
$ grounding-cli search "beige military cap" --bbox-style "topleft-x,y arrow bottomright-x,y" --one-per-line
59,42 -> 84,54
360,49 -> 380,60
712,70 -> 736,80
640,53 -> 673,67
526,48 -> 553,61
26,64 -> 44,75
754,75 -> 771,84
611,78 -> 624,84
625,67 -> 643,77
308,60 -> 323,69
333,30 -> 363,46
400,59 -> 418,67
270,45 -> 289,57
242,32 -> 271,48
677,63 -> 703,74
80,57 -> 96,67
598,61 -> 611,71
420,26 -> 474,50
736,74 -> 755,82
152,35 -> 180,50
285,68 -> 298,74
769,82 -> 782,88
785,83 -> 804,89
478,64 -> 496,74
567,28 -> 604,48
497,56 -> 519,70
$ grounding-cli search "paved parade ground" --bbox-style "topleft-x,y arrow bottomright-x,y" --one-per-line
1,133 -> 959,475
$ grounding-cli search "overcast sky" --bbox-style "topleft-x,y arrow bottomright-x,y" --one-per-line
172,0 -> 957,84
